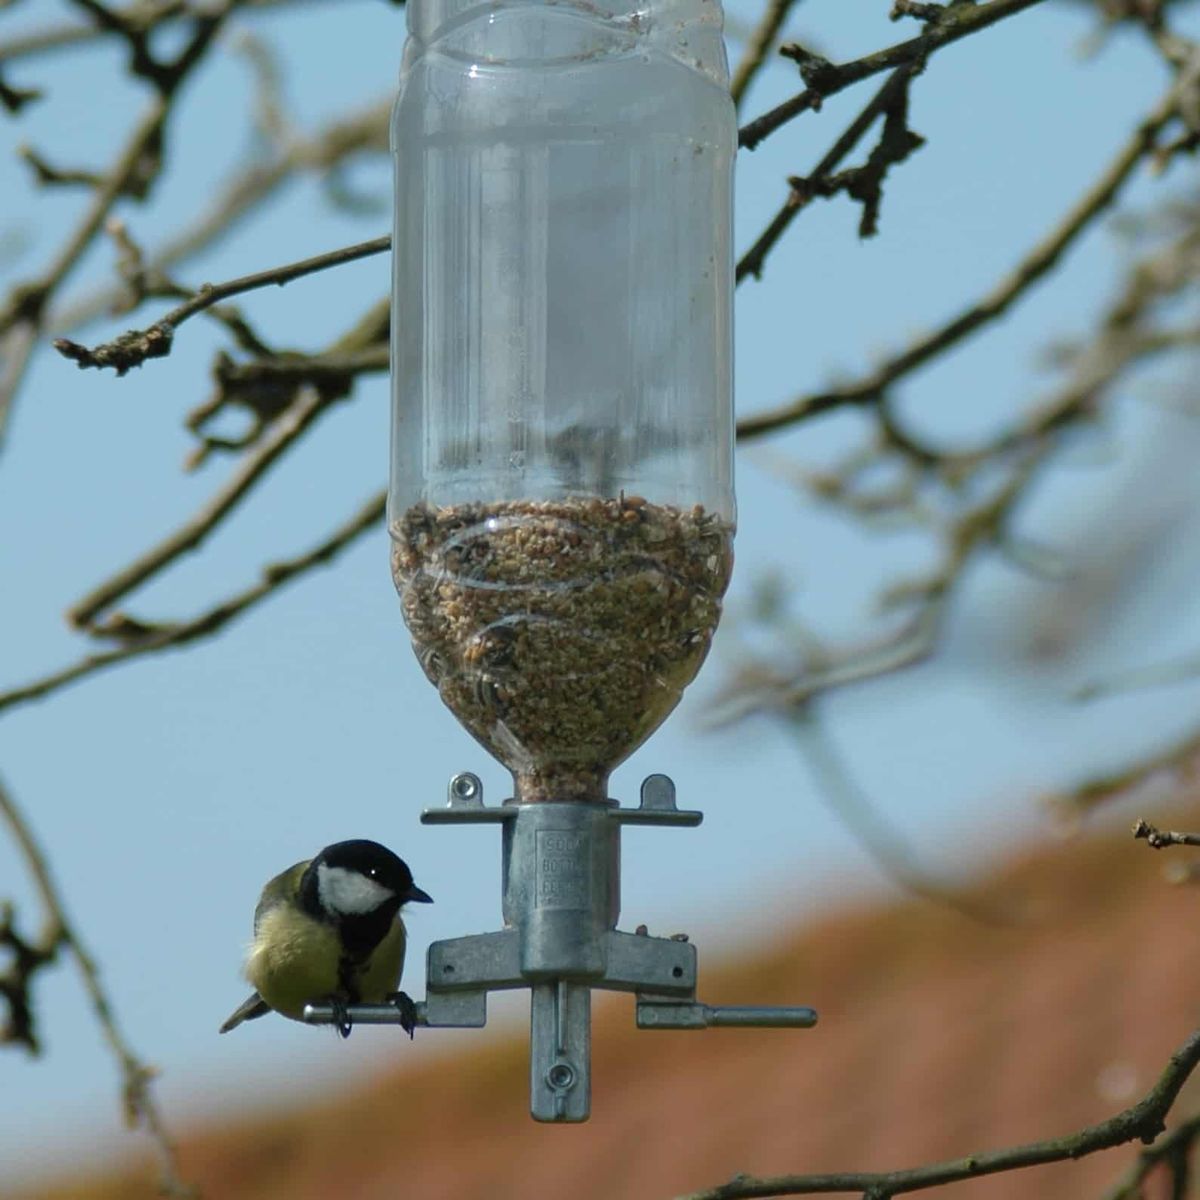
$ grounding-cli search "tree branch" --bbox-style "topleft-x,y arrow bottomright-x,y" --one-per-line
737,58 -> 1198,437
53,234 -> 390,375
0,1 -> 240,448
736,65 -> 921,282
676,1027 -> 1200,1199
1053,725 -> 1200,817
48,97 -> 390,335
1076,648 -> 1200,702
738,0 -> 1051,151
1100,1115 -> 1200,1200
1132,819 -> 1200,850
0,0 -> 322,70
0,490 -> 385,718
786,709 -> 1021,924
66,384 -> 334,630
0,775 -> 193,1196
729,0 -> 804,109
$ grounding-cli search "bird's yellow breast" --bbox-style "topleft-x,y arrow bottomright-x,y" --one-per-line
245,907 -> 407,1021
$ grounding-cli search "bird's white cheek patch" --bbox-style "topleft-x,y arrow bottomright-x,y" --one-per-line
317,864 -> 394,915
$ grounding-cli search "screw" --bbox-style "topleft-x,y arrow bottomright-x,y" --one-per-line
546,1062 -> 576,1090
450,773 -> 480,802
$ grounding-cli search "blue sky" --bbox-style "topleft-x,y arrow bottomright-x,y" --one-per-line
3,0 -> 1200,1187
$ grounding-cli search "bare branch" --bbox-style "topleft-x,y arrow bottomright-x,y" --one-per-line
787,710 -> 1023,924
0,96 -> 165,444
0,73 -> 41,113
49,98 -> 390,335
53,234 -> 389,374
737,59 -> 1199,438
891,1 -> 947,20
1132,818 -> 1200,849
0,490 -> 385,718
0,0 -> 323,70
1100,1115 -> 1200,1200
737,64 -> 922,282
0,775 -> 193,1196
0,3 -> 240,449
738,0 -> 1051,151
16,144 -> 105,189
1076,649 -> 1200,702
0,900 -> 58,1052
676,1027 -> 1200,1199
66,384 -> 334,630
710,451 -> 1040,722
729,0 -> 804,109
1053,726 -> 1200,816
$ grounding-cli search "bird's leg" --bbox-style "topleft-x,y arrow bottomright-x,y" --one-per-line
387,991 -> 418,1039
328,995 -> 353,1039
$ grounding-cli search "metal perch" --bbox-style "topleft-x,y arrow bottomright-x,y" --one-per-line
306,771 -> 817,1122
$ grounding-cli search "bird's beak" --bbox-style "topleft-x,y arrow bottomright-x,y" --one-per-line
405,883 -> 434,904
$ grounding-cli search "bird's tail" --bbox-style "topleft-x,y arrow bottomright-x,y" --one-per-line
219,992 -> 270,1033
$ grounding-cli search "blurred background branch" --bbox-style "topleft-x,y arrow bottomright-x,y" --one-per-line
0,775 -> 190,1195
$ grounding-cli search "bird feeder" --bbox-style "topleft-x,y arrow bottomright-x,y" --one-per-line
305,0 -> 817,1119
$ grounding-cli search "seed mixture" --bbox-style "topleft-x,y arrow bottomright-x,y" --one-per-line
391,496 -> 734,802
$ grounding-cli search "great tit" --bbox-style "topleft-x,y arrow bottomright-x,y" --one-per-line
219,839 -> 433,1039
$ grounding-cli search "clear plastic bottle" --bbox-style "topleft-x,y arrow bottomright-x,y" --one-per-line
390,0 -> 736,802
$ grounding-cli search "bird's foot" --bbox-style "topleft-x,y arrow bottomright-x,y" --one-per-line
329,996 -> 353,1040
387,991 -> 419,1039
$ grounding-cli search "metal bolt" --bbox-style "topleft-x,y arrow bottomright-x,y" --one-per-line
546,1062 -> 576,1091
450,772 -> 480,802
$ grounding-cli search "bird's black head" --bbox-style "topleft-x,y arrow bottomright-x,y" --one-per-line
300,839 -> 433,925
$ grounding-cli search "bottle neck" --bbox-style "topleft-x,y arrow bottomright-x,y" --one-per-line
405,0 -> 730,90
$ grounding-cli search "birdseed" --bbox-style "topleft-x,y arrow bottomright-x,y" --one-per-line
391,496 -> 734,802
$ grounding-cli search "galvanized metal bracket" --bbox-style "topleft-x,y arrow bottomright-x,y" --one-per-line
304,770 -> 817,1122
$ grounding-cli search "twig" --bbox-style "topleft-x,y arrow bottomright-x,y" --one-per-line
1100,1114 -> 1200,1199
66,385 -> 334,629
675,1027 -> 1200,1199
0,0 -> 323,68
737,66 -> 921,282
0,898 -> 58,1051
1053,726 -> 1200,816
0,73 -> 42,112
0,96 -> 167,445
1,2 -> 239,447
710,452 -> 1040,722
0,775 -> 193,1196
787,710 -> 1021,924
185,295 -> 388,457
738,0 -> 1050,151
17,144 -> 105,189
737,61 -> 1196,437
49,98 -> 391,335
54,234 -> 389,374
0,490 -> 385,718
1076,648 -> 1200,702
729,0 -> 804,109
1132,818 -> 1200,849
891,0 -> 947,20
